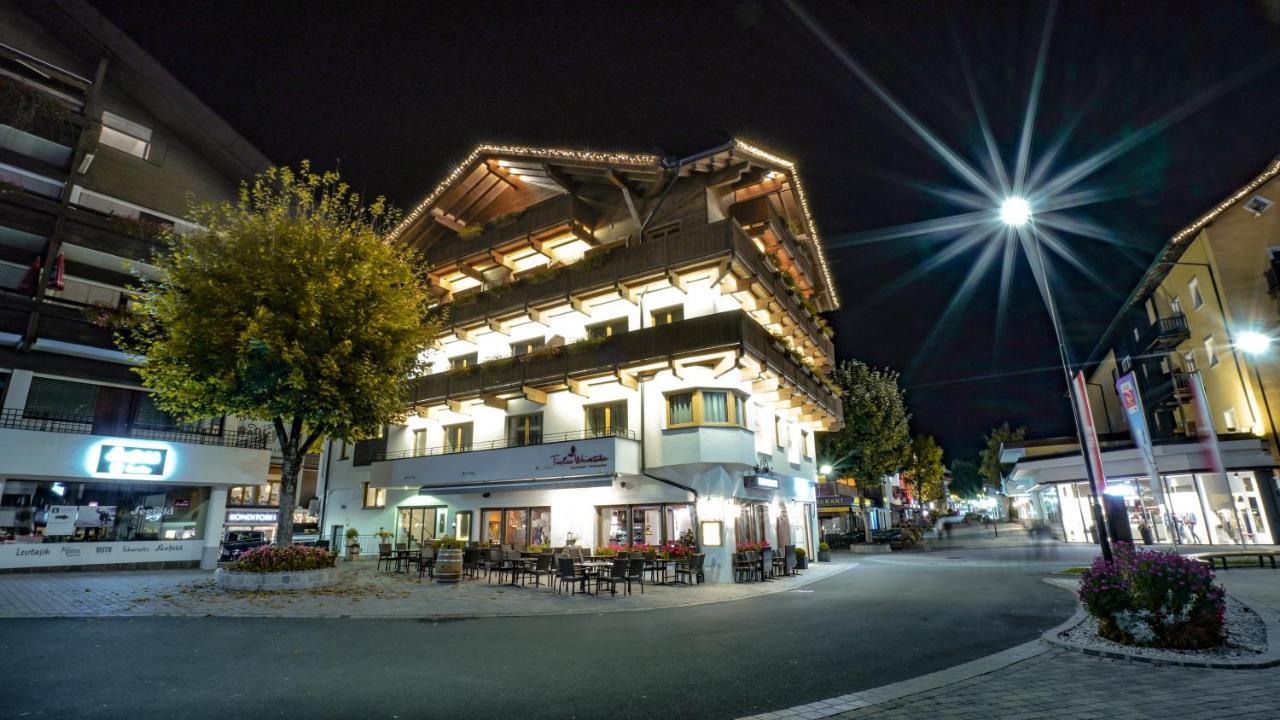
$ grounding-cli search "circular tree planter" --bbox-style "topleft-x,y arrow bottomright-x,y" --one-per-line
214,567 -> 339,591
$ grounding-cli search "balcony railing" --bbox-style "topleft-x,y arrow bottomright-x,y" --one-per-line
730,195 -> 820,290
377,427 -> 638,462
423,194 -> 598,268
1140,314 -> 1191,351
444,219 -> 834,361
407,309 -> 841,419
0,408 -> 271,449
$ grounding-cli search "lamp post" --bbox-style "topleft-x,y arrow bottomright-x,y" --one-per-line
1238,331 -> 1280,456
1001,197 -> 1113,562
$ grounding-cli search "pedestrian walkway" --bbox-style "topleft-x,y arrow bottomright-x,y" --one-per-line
743,567 -> 1280,720
0,555 -> 854,619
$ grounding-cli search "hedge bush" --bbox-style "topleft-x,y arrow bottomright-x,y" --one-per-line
228,544 -> 336,573
1078,543 -> 1225,649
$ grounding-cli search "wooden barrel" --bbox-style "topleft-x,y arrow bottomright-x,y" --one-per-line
434,548 -> 463,583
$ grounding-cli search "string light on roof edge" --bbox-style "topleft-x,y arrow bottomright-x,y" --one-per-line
1168,157 -> 1280,246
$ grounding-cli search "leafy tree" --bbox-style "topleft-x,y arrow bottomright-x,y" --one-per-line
978,422 -> 1026,490
948,459 -> 984,499
903,434 -> 945,505
120,163 -> 444,545
819,359 -> 911,489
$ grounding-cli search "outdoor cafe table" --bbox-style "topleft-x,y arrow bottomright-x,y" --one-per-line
391,549 -> 416,574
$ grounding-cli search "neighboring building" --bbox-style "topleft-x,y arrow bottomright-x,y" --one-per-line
0,0 -> 275,571
323,141 -> 842,582
1005,157 -> 1280,547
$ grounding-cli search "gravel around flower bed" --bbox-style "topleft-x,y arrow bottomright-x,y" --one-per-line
1060,596 -> 1266,662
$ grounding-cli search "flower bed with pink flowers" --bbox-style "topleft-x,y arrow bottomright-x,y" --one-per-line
1078,543 -> 1225,649
215,545 -> 339,591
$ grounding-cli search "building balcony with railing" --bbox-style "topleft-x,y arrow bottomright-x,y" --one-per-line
1138,313 -> 1191,351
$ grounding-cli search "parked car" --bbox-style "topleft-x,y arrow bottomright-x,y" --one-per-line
218,530 -> 268,561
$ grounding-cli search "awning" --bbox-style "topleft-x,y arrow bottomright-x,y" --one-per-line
419,473 -> 616,496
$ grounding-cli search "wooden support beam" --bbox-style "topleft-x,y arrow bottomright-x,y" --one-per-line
431,207 -> 465,232
479,393 -> 507,411
567,378 -> 590,398
665,268 -> 687,293
569,222 -> 597,246
753,378 -> 780,394
528,307 -> 549,326
713,353 -> 738,379
570,295 -> 589,315
607,170 -> 643,229
542,163 -> 578,195
447,399 -> 468,414
486,317 -> 506,335
522,385 -> 548,405
455,325 -> 479,343
615,369 -> 638,390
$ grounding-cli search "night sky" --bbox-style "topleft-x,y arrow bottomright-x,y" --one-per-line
90,1 -> 1280,462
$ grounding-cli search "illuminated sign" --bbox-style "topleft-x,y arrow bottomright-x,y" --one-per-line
86,440 -> 174,480
228,510 -> 278,524
744,474 -> 780,490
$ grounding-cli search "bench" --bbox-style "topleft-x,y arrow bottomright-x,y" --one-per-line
1186,550 -> 1280,571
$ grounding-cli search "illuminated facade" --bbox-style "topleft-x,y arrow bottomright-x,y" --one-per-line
1005,157 -> 1280,547
0,0 -> 274,570
325,141 -> 843,582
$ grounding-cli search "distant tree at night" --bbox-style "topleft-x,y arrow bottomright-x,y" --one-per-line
948,459 -> 984,499
819,359 -> 911,490
978,423 -> 1026,491
119,163 -> 444,545
903,434 -> 945,504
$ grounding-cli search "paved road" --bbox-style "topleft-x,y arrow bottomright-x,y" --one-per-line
0,543 -> 1085,720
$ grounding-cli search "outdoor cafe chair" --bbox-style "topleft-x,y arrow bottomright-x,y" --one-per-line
556,557 -> 591,596
525,554 -> 554,589
416,545 -> 438,579
760,547 -> 774,581
625,557 -> 645,594
376,544 -> 395,572
462,548 -> 481,579
675,554 -> 703,585
595,558 -> 631,596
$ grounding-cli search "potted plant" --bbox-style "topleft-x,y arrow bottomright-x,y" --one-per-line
794,546 -> 808,569
376,529 -> 394,552
345,527 -> 361,560
817,542 -> 831,562
1138,521 -> 1154,546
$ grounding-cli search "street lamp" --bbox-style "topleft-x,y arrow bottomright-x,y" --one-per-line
1002,196 -> 1113,562
1237,331 -> 1279,455
819,464 -> 833,475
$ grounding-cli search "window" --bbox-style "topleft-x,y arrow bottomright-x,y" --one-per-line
338,440 -> 350,460
412,428 -> 428,455
455,511 -> 473,541
444,422 -> 472,452
1244,195 -> 1273,216
397,506 -> 440,547
1224,407 -> 1239,432
98,111 -> 152,159
1184,351 -> 1198,373
1171,296 -> 1183,315
651,305 -> 683,326
483,507 -> 550,547
665,389 -> 749,428
1205,336 -> 1220,368
511,337 -> 546,357
668,392 -> 694,426
1145,299 -> 1157,324
24,376 -> 98,419
449,353 -> 477,370
586,401 -> 627,435
1189,277 -> 1204,310
647,221 -> 681,240
596,503 -> 693,547
506,413 -> 543,446
0,479 -> 208,542
776,415 -> 789,448
801,429 -> 813,458
587,318 -> 628,339
362,482 -> 386,509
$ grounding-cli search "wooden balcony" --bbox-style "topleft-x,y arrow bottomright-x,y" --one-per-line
445,219 -> 835,363
423,193 -> 598,268
0,291 -> 115,349
407,309 -> 842,424
0,190 -> 159,263
1140,314 -> 1191,351
730,195 -> 820,295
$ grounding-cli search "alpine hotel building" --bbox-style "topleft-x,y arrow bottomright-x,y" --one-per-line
325,142 -> 843,583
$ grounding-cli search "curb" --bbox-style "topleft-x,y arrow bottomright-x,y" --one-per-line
736,641 -> 1051,720
0,561 -> 860,622
1039,589 -> 1280,669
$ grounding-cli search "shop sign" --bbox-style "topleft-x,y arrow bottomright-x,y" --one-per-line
817,496 -> 851,508
88,441 -> 173,480
550,445 -> 609,469
45,506 -> 76,535
744,474 -> 780,490
227,510 -> 278,524
0,540 -> 200,569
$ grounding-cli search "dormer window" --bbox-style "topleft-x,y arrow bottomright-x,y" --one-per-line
98,111 -> 152,159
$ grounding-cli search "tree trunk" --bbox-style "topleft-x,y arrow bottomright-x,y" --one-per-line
863,509 -> 873,544
276,448 -> 298,547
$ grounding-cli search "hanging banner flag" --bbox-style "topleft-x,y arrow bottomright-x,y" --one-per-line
1186,371 -> 1227,476
1072,372 -> 1108,492
1116,372 -> 1162,490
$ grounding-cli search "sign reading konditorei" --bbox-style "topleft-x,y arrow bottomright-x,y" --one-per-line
0,540 -> 201,569
227,510 -> 278,524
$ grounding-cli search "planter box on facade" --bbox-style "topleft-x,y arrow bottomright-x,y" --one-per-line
214,567 -> 339,591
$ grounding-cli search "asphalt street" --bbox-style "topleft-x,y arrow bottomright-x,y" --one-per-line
0,540 -> 1088,720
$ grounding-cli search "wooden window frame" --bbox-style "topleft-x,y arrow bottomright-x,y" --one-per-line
585,400 -> 627,435
443,422 -> 473,452
650,305 -> 684,327
362,482 -> 386,509
665,389 -> 750,429
586,318 -> 628,339
480,506 -> 551,547
449,352 -> 478,370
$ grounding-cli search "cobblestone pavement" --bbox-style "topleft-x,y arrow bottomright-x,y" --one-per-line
0,555 -> 852,618
743,567 -> 1280,720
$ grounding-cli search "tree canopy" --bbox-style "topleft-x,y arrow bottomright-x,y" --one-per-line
978,422 -> 1026,490
121,163 -> 443,543
903,434 -> 945,505
818,359 -> 911,489
948,459 -> 984,498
